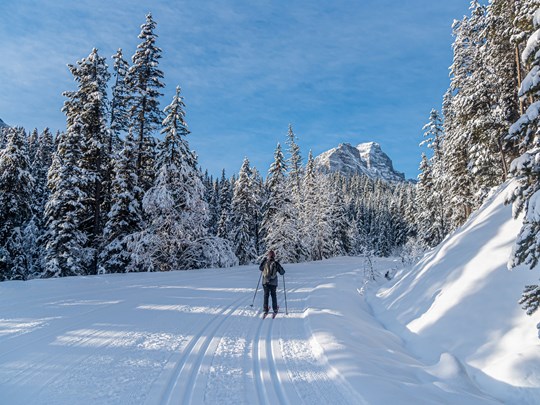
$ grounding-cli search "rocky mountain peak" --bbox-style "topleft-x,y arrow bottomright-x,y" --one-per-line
314,141 -> 406,182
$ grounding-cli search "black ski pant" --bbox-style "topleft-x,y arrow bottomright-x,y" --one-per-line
263,283 -> 278,313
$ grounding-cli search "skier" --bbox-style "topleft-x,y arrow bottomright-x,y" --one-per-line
259,250 -> 285,318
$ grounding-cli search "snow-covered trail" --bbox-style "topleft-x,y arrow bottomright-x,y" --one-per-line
0,257 -> 498,404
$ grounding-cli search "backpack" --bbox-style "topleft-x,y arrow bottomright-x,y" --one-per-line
263,260 -> 277,280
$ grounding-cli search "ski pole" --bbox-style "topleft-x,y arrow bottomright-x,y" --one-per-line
282,274 -> 288,315
250,272 -> 262,307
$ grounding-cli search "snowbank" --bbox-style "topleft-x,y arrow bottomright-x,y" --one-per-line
371,181 -> 540,403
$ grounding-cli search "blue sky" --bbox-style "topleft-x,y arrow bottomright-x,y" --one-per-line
0,0 -> 472,180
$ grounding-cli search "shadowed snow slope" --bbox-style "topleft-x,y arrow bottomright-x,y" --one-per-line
371,181 -> 540,404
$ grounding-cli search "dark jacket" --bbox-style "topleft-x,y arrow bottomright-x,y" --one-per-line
259,257 -> 285,286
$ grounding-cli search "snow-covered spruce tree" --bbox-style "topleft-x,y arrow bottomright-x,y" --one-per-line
465,2 -> 507,195
512,0 -> 540,114
4,217 -> 41,280
369,182 -> 394,256
206,176 -> 220,236
262,143 -> 301,262
390,183 -> 412,254
98,130 -> 143,273
0,127 -> 7,149
28,128 -> 55,276
103,48 -> 132,220
129,87 -> 232,271
229,158 -> 258,264
286,124 -> 303,201
326,174 -> 350,256
508,8 -> 540,268
32,128 -> 55,222
43,123 -> 90,278
0,127 -> 35,280
250,166 -> 265,257
486,0 -> 521,171
129,86 -> 193,271
158,88 -> 209,246
284,124 -> 308,261
62,48 -> 112,274
127,13 -> 164,192
505,9 -> 540,336
217,170 -> 233,239
443,2 -> 503,205
343,176 -> 365,256
417,109 -> 449,247
442,17 -> 476,229
301,153 -> 334,261
110,48 -> 131,142
301,150 -> 318,260
28,128 -> 39,163
416,153 -> 437,248
312,173 -> 336,260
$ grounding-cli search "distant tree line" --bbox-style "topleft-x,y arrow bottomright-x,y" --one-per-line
202,126 -> 417,266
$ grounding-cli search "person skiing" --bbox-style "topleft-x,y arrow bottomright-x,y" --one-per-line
259,250 -> 285,317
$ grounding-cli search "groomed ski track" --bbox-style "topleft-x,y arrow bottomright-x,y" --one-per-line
0,258 -> 367,405
0,257 -> 501,404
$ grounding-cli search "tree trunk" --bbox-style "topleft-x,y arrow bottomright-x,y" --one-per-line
515,45 -> 525,115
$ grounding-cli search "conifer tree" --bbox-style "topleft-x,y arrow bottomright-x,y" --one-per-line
99,131 -> 143,273
128,87 -> 209,271
28,128 -> 39,162
217,171 -> 233,240
5,217 -> 41,280
443,16 -> 476,228
416,153 -> 437,247
312,173 -> 335,260
63,48 -> 111,274
507,8 -> 540,270
418,110 -> 449,247
207,178 -> 220,236
487,0 -> 521,172
127,13 -> 164,192
43,124 -> 89,278
262,143 -> 301,261
110,48 -> 131,141
0,128 -> 34,280
501,8 -> 540,337
229,158 -> 258,264
33,128 -> 55,221
286,124 -> 303,198
511,0 -> 540,113
326,174 -> 349,256
301,150 -> 319,260
250,166 -> 265,256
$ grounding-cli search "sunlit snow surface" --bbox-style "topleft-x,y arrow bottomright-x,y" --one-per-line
1,182 -> 539,404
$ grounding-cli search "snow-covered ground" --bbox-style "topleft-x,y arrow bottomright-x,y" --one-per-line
1,182 -> 539,404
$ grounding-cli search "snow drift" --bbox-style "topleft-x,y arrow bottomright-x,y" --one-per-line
371,181 -> 540,403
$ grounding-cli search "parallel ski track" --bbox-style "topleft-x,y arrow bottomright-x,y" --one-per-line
0,269 -> 223,311
0,290 -> 161,403
0,292 -> 129,361
156,293 -> 248,405
7,324 -> 144,401
252,280 -> 308,405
